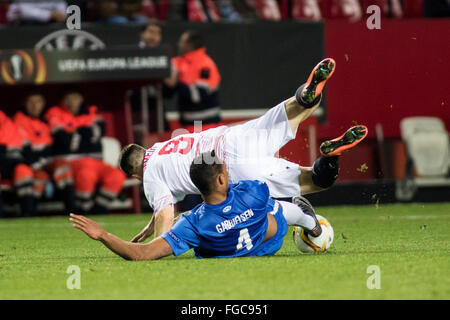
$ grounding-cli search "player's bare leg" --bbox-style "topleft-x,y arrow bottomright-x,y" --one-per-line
298,125 -> 369,195
285,58 -> 336,133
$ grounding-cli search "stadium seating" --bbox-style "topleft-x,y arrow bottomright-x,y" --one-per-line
0,2 -> 8,24
290,0 -> 322,21
400,117 -> 450,177
396,117 -> 450,200
101,136 -> 140,187
0,0 -> 438,25
319,0 -> 363,21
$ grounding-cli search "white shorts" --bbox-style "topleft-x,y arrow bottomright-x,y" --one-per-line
223,101 -> 302,198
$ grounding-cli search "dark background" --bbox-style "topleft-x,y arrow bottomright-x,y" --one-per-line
0,21 -> 325,111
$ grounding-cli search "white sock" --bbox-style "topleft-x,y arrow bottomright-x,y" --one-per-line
279,200 -> 316,230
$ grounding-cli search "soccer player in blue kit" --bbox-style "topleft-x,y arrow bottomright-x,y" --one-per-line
69,151 -> 321,260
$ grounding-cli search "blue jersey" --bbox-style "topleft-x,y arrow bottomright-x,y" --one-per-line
161,180 -> 288,258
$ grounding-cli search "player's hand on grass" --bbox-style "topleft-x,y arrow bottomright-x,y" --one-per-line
70,213 -> 106,241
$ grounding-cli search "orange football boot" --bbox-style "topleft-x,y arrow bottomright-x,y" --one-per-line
300,58 -> 336,105
320,125 -> 368,156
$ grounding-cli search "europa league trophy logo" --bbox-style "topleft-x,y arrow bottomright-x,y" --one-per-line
0,50 -> 47,85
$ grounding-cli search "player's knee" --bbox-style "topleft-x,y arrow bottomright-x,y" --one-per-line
102,168 -> 126,193
284,97 -> 304,120
74,168 -> 98,190
311,156 -> 339,189
295,84 -> 322,109
34,169 -> 49,182
14,164 -> 33,180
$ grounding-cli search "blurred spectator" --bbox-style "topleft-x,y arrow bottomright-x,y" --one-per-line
320,0 -> 362,21
131,19 -> 170,141
389,0 -> 403,18
187,0 -> 220,22
44,88 -> 126,215
251,0 -> 281,20
139,18 -> 162,48
140,0 -> 158,19
7,0 -> 67,25
95,0 -> 148,24
0,110 -> 34,217
94,0 -> 123,24
166,0 -> 186,21
164,30 -> 222,211
119,0 -> 148,23
165,30 -> 222,130
232,0 -> 260,20
14,91 -> 76,215
289,0 -> 322,21
359,0 -> 403,19
217,0 -> 242,21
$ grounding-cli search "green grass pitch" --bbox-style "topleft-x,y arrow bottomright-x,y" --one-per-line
0,203 -> 449,300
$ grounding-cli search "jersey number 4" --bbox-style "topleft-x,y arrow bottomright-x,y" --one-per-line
236,228 -> 253,251
158,137 -> 195,155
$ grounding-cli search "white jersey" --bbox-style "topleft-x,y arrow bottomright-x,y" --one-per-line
143,101 -> 303,215
142,126 -> 227,213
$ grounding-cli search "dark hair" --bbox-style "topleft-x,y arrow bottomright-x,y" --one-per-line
24,89 -> 45,102
185,30 -> 204,50
60,85 -> 82,98
119,144 -> 146,176
189,151 -> 223,197
141,19 -> 163,32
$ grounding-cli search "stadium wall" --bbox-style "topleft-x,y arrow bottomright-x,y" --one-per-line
321,18 -> 450,140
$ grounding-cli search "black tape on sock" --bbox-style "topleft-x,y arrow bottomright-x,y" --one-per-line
295,84 -> 322,109
311,156 -> 339,189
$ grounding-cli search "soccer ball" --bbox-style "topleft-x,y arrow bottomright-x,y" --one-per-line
293,214 -> 334,253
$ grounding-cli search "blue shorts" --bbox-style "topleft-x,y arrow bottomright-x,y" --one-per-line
248,205 -> 288,257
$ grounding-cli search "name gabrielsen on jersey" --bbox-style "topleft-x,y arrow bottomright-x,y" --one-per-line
216,209 -> 254,234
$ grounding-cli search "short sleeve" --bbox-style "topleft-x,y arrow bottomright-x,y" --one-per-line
161,215 -> 200,256
143,179 -> 175,215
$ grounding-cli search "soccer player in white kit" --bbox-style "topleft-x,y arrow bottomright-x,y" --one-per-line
118,58 -> 368,241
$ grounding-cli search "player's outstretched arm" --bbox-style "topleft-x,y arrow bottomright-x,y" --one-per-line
69,213 -> 173,261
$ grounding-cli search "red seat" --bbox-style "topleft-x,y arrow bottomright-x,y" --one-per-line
99,112 -> 116,138
187,0 -> 208,22
187,0 -> 221,22
402,0 -> 423,18
155,0 -> 170,21
0,3 -> 9,25
319,0 -> 362,21
251,0 -> 281,20
141,0 -> 157,19
360,0 -> 389,18
292,0 -> 322,21
279,0 -> 290,19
